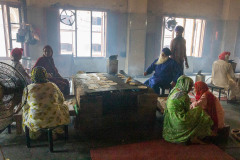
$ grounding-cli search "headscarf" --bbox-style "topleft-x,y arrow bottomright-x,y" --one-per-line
155,48 -> 172,65
218,51 -> 230,60
169,75 -> 193,99
194,81 -> 218,131
31,67 -> 49,83
175,26 -> 184,33
11,48 -> 23,57
175,75 -> 193,93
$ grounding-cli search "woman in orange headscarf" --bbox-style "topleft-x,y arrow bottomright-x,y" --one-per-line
11,48 -> 31,84
191,81 -> 225,133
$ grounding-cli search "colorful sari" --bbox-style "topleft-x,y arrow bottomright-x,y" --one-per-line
22,67 -> 70,139
163,76 -> 213,143
191,81 -> 225,131
33,56 -> 70,95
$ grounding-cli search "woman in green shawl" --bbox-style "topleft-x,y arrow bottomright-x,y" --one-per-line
163,75 -> 213,143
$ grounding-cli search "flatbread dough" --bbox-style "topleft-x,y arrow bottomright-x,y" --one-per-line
88,84 -> 99,90
105,80 -> 114,83
101,85 -> 111,88
109,82 -> 118,85
138,86 -> 147,89
129,82 -> 136,85
88,86 -> 98,90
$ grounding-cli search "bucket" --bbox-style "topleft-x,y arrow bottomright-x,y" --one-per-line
107,59 -> 118,74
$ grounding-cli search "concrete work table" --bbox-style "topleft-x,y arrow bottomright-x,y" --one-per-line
72,73 -> 158,133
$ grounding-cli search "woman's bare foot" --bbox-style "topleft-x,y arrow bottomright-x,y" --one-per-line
190,137 -> 206,144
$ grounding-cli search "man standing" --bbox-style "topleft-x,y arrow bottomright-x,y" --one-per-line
144,48 -> 182,94
170,26 -> 189,73
212,51 -> 239,100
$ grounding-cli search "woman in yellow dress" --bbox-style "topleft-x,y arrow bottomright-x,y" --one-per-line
22,66 -> 70,139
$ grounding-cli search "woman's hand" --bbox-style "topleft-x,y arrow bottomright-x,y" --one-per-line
171,81 -> 176,88
47,73 -> 52,78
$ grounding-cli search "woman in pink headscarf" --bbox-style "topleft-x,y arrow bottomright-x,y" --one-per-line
212,51 -> 240,100
191,81 -> 225,133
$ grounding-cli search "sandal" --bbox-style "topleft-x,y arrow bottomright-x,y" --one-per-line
231,129 -> 240,141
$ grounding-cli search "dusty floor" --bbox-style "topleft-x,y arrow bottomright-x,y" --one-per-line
1,75 -> 240,160
1,100 -> 240,160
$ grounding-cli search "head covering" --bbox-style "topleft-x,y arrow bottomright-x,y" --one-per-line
155,48 -> 171,65
31,67 -> 49,83
218,51 -> 230,60
175,75 -> 193,93
169,75 -> 193,100
194,81 -> 218,132
11,48 -> 23,57
162,48 -> 172,56
175,26 -> 184,33
194,81 -> 209,101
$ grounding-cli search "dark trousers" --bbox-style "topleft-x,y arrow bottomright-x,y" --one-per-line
144,79 -> 168,95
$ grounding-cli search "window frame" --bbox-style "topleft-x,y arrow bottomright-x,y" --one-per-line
59,9 -> 107,58
7,4 -> 23,52
0,3 -> 22,58
161,16 -> 206,57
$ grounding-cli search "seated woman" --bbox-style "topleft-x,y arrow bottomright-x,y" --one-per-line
33,45 -> 70,95
163,75 -> 213,144
22,67 -> 70,139
11,48 -> 31,84
191,81 -> 225,133
144,48 -> 182,94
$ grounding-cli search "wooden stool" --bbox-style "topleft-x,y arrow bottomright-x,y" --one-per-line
13,110 -> 22,134
207,83 -> 224,100
12,102 -> 76,135
25,125 -> 68,152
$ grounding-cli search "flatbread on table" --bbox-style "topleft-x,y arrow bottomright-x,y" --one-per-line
109,82 -> 118,85
88,86 -> 99,90
129,82 -> 136,85
101,85 -> 111,88
105,80 -> 114,83
138,86 -> 147,89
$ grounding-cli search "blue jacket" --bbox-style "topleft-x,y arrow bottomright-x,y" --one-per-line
145,58 -> 183,88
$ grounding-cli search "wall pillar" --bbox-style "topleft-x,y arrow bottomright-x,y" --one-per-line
125,0 -> 147,76
221,0 -> 240,58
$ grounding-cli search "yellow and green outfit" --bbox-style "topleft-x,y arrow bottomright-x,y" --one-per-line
22,67 -> 70,139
